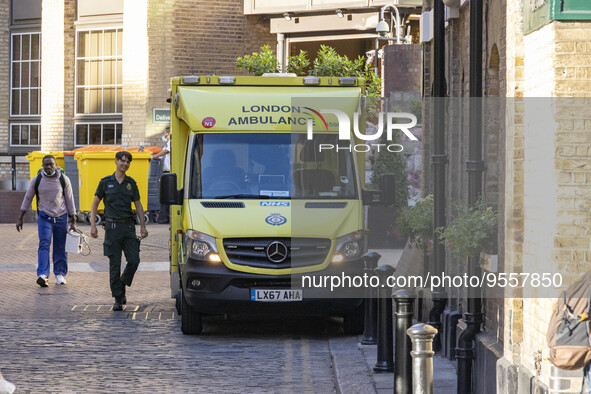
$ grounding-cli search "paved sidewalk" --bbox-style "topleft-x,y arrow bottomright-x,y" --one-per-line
0,222 -> 458,393
330,335 -> 457,394
330,245 -> 458,394
0,222 -> 172,319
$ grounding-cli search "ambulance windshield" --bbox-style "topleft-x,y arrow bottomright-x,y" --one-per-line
189,133 -> 358,200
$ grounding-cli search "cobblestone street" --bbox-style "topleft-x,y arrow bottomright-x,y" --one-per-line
0,224 -> 341,393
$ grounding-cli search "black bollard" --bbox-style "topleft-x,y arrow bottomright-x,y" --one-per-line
393,289 -> 416,394
361,252 -> 380,345
427,292 -> 447,352
373,264 -> 395,373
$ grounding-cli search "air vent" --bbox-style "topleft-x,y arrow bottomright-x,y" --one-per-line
201,202 -> 245,208
305,202 -> 348,209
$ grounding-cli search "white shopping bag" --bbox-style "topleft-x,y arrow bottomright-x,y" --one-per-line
65,230 -> 81,253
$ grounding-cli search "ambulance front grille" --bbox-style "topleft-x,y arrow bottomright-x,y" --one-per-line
222,237 -> 331,269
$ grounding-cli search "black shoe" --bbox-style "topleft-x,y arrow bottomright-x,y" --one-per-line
121,286 -> 127,305
36,276 -> 48,288
113,297 -> 123,311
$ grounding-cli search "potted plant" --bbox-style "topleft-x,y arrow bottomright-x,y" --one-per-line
395,194 -> 434,253
438,199 -> 498,265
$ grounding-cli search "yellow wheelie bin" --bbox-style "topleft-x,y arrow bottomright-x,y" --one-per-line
75,150 -> 152,223
25,151 -> 65,211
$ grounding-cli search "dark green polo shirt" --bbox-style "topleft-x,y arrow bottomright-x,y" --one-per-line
95,173 -> 140,220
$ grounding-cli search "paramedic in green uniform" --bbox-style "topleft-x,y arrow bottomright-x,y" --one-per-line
89,151 -> 148,311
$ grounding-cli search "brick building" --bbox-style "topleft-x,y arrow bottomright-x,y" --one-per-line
1,0 -> 276,183
420,0 -> 591,392
0,0 -> 423,186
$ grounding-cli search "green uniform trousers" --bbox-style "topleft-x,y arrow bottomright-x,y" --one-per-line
103,221 -> 140,298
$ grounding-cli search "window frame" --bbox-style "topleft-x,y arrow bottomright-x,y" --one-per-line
74,26 -> 123,116
9,122 -> 41,147
10,31 -> 42,118
10,30 -> 42,148
74,121 -> 123,146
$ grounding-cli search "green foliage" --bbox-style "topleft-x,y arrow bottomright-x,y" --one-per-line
236,45 -> 278,76
370,132 -> 409,212
439,199 -> 498,262
312,45 -> 353,77
235,45 -> 381,97
410,100 -> 422,124
286,50 -> 310,76
361,64 -> 382,99
312,45 -> 381,98
395,195 -> 434,251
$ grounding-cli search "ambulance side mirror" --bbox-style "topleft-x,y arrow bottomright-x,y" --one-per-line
362,189 -> 378,205
361,174 -> 395,206
160,173 -> 182,205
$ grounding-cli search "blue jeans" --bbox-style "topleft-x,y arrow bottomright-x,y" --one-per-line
37,211 -> 68,277
583,361 -> 591,394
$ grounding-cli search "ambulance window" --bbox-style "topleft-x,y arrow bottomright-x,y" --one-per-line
189,133 -> 357,199
189,136 -> 202,198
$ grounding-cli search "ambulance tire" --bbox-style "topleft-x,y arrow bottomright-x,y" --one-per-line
181,290 -> 203,335
343,304 -> 364,335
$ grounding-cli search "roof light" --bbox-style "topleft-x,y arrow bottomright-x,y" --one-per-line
303,76 -> 321,85
338,77 -> 356,86
262,73 -> 297,77
218,76 -> 236,84
182,76 -> 200,84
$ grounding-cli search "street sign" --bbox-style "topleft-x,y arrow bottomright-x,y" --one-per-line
153,108 -> 171,123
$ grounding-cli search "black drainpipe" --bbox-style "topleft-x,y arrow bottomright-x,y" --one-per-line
427,0 -> 448,350
456,0 -> 484,392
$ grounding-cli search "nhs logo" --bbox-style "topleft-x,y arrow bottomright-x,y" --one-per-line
260,202 -> 290,207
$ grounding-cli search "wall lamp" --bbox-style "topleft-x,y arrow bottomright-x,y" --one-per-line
336,9 -> 344,18
283,13 -> 291,21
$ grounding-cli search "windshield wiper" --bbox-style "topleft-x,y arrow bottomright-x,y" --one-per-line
214,194 -> 270,199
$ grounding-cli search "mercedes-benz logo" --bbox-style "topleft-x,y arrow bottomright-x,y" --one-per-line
266,241 -> 288,263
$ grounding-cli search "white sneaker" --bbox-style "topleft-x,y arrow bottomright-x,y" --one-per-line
0,379 -> 16,394
55,274 -> 67,285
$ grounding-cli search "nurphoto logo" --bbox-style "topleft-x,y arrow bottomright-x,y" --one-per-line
305,109 -> 418,152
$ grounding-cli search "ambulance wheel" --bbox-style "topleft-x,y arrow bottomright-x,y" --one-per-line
343,304 -> 364,335
181,290 -> 202,335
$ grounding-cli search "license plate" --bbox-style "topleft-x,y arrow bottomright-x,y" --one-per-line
250,289 -> 303,302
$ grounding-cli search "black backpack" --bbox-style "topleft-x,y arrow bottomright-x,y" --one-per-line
34,170 -> 66,211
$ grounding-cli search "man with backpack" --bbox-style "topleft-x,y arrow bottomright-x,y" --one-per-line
546,269 -> 591,393
16,154 -> 77,287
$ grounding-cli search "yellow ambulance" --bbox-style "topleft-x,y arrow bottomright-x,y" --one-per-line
161,74 -> 394,334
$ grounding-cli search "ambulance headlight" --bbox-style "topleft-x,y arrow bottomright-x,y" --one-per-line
186,230 -> 219,261
333,231 -> 364,262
